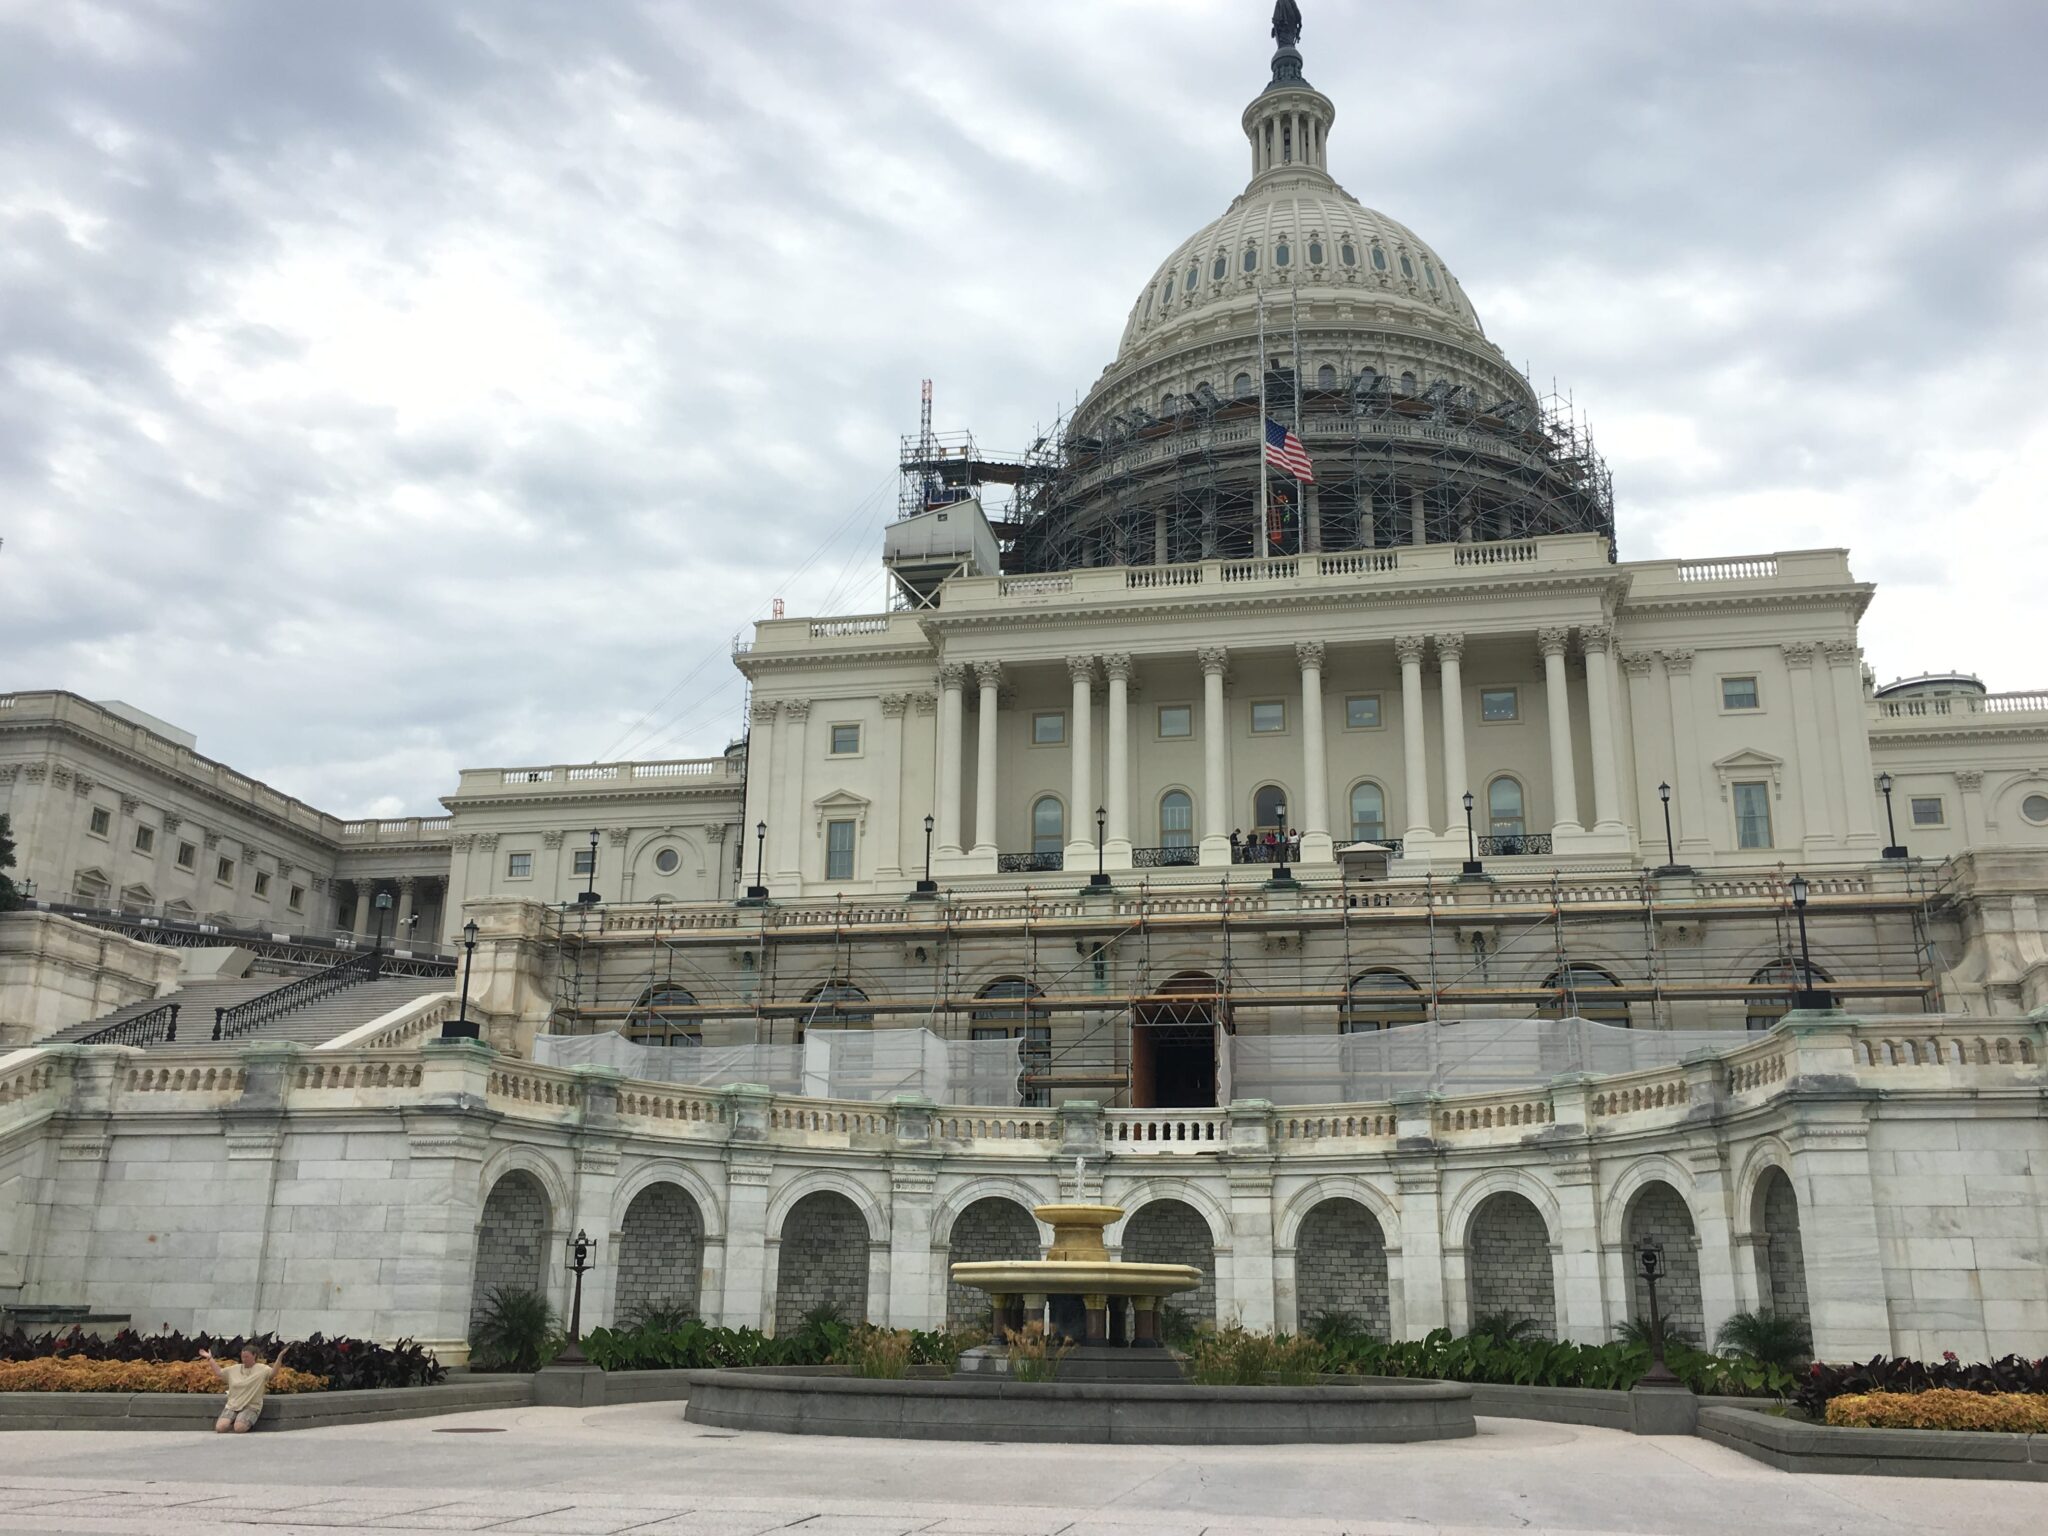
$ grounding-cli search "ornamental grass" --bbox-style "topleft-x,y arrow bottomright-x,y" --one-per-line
1825,1389 -> 2048,1433
0,1357 -> 328,1394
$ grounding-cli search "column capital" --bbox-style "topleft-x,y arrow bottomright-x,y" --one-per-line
1102,652 -> 1134,683
1781,642 -> 1817,669
880,692 -> 910,718
1660,648 -> 1694,675
1198,645 -> 1229,677
119,794 -> 141,814
1393,634 -> 1427,666
782,697 -> 812,721
750,698 -> 780,724
1579,622 -> 1613,655
1536,626 -> 1571,659
937,663 -> 968,691
161,812 -> 181,833
1822,639 -> 1860,667
1619,650 -> 1656,677
1956,769 -> 1984,791
1294,640 -> 1326,671
607,828 -> 629,847
974,660 -> 1004,690
1065,654 -> 1097,684
1431,633 -> 1464,664
396,874 -> 417,891
543,829 -> 566,847
913,691 -> 938,716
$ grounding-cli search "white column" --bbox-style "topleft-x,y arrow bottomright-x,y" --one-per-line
936,665 -> 965,856
1296,641 -> 1331,862
1824,640 -> 1880,846
744,700 -> 777,870
1199,646 -> 1231,864
1662,650 -> 1711,856
351,881 -> 375,941
1956,770 -> 1985,847
877,694 -> 909,879
1065,655 -> 1096,864
1580,624 -> 1626,834
1103,654 -> 1133,859
1395,635 -> 1431,841
1783,644 -> 1833,852
1538,627 -> 1583,836
1434,634 -> 1466,834
776,699 -> 810,880
395,875 -> 417,940
971,662 -> 1001,858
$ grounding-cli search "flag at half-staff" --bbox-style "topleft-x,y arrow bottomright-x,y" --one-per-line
1264,417 -> 1315,483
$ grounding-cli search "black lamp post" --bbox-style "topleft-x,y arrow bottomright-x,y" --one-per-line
577,829 -> 601,905
1788,873 -> 1831,1010
1461,790 -> 1483,877
914,813 -> 938,896
1635,1242 -> 1678,1385
1090,805 -> 1110,888
438,918 -> 483,1041
1878,772 -> 1908,860
552,1229 -> 597,1366
744,821 -> 769,901
1654,781 -> 1692,876
371,889 -> 392,950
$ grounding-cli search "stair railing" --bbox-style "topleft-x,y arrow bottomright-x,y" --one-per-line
77,1001 -> 180,1047
213,948 -> 384,1042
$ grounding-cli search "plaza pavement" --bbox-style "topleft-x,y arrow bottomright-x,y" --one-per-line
0,1403 -> 2038,1535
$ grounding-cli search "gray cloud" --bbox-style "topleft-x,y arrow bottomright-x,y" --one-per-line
4,0 -> 2044,815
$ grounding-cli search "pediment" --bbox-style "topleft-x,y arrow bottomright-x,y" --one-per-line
1712,748 -> 1786,800
812,789 -> 872,834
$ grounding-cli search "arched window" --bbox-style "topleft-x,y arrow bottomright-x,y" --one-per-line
630,985 -> 702,1045
1340,241 -> 1358,267
1307,239 -> 1324,265
1032,796 -> 1064,853
1212,252 -> 1228,281
1343,969 -> 1424,1032
1253,784 -> 1288,831
1160,790 -> 1195,848
1233,371 -> 1254,398
1543,964 -> 1629,1027
1141,287 -> 1154,319
1243,245 -> 1259,273
1161,277 -> 1175,307
1746,958 -> 1836,1031
1185,264 -> 1199,292
972,977 -> 1050,1106
1399,370 -> 1417,395
1274,241 -> 1291,267
1487,777 -> 1525,839
1424,260 -> 1439,290
1370,244 -> 1388,271
1349,783 -> 1386,843
1398,252 -> 1415,279
802,979 -> 871,1025
1316,363 -> 1337,388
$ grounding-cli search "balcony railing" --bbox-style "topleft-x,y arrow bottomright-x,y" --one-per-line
1233,838 -> 1301,864
997,851 -> 1064,873
77,1001 -> 181,1047
1477,832 -> 1553,856
1131,845 -> 1199,868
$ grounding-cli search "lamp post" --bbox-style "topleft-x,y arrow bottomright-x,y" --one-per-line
371,890 -> 392,950
1635,1242 -> 1678,1385
438,918 -> 483,1041
1877,772 -> 1907,860
552,1229 -> 597,1366
1090,805 -> 1110,888
1461,790 -> 1483,877
1788,873 -> 1831,1010
1654,781 -> 1692,876
914,813 -> 938,896
744,821 -> 769,902
577,829 -> 601,905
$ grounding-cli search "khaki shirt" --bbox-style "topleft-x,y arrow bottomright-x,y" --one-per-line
220,1362 -> 274,1414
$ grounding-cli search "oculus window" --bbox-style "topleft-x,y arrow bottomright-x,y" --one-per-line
654,847 -> 682,874
1158,704 -> 1192,738
1733,781 -> 1773,848
1480,688 -> 1519,722
1032,712 -> 1065,745
1721,676 -> 1760,711
2025,794 -> 2048,824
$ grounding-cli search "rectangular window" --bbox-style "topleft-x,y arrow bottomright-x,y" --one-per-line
1910,796 -> 1944,827
1032,711 -> 1065,745
1345,695 -> 1382,729
288,885 -> 305,913
133,825 -> 155,854
252,871 -> 271,899
825,818 -> 856,880
1722,676 -> 1761,711
1251,700 -> 1287,733
829,723 -> 861,755
1733,781 -> 1772,849
507,852 -> 533,879
1157,704 -> 1192,738
1480,688 -> 1519,722
572,847 -> 595,875
215,856 -> 235,885
89,806 -> 111,837
176,841 -> 196,870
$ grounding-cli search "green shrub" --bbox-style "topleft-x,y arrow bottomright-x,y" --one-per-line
1714,1310 -> 1811,1372
468,1288 -> 561,1373
1613,1317 -> 1697,1351
848,1325 -> 912,1379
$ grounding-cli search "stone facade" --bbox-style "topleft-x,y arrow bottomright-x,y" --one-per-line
469,1171 -> 550,1330
944,1197 -> 1039,1331
613,1182 -> 705,1322
1121,1198 -> 1216,1325
1624,1182 -> 1704,1345
1467,1192 -> 1557,1336
1757,1168 -> 1812,1329
774,1190 -> 869,1332
1293,1197 -> 1391,1338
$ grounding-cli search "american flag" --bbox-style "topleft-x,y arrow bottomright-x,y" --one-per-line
1264,417 -> 1315,483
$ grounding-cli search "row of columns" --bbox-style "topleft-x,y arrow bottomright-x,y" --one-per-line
344,875 -> 439,945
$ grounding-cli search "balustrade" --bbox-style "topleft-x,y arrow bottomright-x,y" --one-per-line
1105,1111 -> 1225,1149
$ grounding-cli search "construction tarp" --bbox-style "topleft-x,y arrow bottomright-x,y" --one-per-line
532,1028 -> 1024,1106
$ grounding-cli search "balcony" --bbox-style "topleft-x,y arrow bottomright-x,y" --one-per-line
1131,845 -> 1199,868
1477,833 -> 1553,856
996,851 -> 1064,874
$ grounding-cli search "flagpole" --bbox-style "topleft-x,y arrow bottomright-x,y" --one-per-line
1257,292 -> 1269,561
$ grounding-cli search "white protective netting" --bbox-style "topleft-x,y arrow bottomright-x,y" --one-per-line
1228,1017 -> 1755,1106
531,1028 -> 1024,1106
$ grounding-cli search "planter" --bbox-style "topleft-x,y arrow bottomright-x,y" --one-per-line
1699,1405 -> 2048,1481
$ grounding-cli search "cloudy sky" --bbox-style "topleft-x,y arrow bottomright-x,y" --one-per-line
5,0 -> 2044,817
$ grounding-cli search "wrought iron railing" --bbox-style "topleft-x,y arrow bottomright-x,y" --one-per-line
997,851 -> 1064,873
213,948 -> 383,1041
1131,845 -> 1200,868
1477,833 -> 1553,856
77,1001 -> 180,1047
1233,840 -> 1301,864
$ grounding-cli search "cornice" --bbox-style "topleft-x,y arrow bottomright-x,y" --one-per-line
1620,584 -> 1876,621
738,644 -> 937,674
441,781 -> 743,813
1868,720 -> 2048,746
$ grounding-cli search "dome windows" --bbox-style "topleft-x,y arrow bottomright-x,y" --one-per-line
1232,371 -> 1255,398
1243,245 -> 1259,274
1340,242 -> 1357,267
1398,252 -> 1415,279
1370,245 -> 1388,272
1308,239 -> 1324,265
1424,260 -> 1439,290
1274,241 -> 1291,268
1161,276 -> 1175,307
1317,363 -> 1337,388
1213,253 -> 1228,282
1185,264 -> 1199,293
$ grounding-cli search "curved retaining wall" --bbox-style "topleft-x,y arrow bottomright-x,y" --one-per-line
681,1368 -> 1475,1444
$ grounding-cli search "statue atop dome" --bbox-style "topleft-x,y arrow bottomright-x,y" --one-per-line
1272,2 -> 1304,51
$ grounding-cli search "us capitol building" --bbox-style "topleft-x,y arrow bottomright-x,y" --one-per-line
2,8 -> 2044,1369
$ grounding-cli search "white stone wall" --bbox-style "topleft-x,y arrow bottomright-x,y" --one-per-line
0,912 -> 181,1046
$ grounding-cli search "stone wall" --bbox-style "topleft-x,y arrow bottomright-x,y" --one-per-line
613,1183 -> 704,1323
469,1172 -> 549,1330
1294,1197 -> 1390,1337
774,1191 -> 869,1332
1468,1192 -> 1556,1336
1122,1199 -> 1216,1325
945,1198 -> 1039,1330
1624,1182 -> 1703,1344
0,912 -> 180,1046
1756,1169 -> 1810,1330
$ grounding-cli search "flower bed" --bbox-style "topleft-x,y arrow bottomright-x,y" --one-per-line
0,1358 -> 327,1394
0,1328 -> 443,1391
1826,1389 -> 2048,1433
1796,1352 -> 2048,1418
